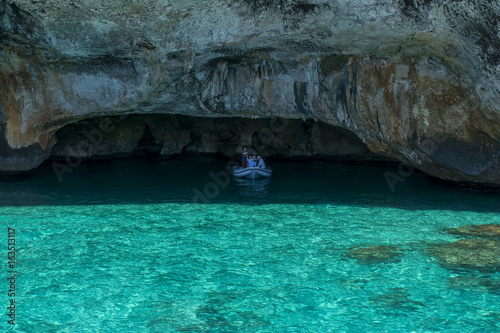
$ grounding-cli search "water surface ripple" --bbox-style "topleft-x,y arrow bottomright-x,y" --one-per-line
1,157 -> 499,332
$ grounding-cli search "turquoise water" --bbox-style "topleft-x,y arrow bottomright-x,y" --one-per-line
1,156 -> 500,332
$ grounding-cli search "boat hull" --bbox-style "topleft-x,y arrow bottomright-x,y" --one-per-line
233,166 -> 272,179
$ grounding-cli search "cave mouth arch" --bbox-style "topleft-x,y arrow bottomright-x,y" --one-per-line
49,114 -> 386,163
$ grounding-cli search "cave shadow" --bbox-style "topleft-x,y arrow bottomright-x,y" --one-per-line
0,154 -> 500,214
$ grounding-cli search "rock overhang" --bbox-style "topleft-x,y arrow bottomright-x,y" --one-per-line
0,0 -> 499,185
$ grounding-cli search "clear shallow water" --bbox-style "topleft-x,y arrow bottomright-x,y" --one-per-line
1,156 -> 500,332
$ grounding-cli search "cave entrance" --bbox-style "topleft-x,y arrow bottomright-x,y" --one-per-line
50,114 -> 382,162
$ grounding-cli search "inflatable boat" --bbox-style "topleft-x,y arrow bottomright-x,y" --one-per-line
233,166 -> 272,179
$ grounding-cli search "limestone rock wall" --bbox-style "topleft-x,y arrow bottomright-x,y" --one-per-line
1,0 -> 500,184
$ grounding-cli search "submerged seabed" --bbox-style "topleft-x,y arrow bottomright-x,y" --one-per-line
1,157 -> 499,332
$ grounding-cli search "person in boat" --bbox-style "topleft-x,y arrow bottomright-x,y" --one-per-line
241,146 -> 249,168
257,156 -> 266,168
248,154 -> 257,167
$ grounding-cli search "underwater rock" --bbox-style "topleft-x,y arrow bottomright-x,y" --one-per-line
448,276 -> 500,294
369,288 -> 425,312
346,245 -> 404,265
429,239 -> 500,272
444,224 -> 500,238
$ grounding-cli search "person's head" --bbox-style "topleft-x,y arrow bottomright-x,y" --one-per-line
243,146 -> 247,150
257,156 -> 262,160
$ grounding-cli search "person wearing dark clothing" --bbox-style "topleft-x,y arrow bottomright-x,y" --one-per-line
241,146 -> 249,168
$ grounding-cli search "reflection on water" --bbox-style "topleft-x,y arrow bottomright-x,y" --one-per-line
233,177 -> 271,198
2,156 -> 500,211
3,156 -> 500,332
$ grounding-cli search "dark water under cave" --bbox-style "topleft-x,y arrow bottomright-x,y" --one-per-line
1,154 -> 499,332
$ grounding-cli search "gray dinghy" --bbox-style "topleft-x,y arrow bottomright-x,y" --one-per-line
233,166 -> 272,179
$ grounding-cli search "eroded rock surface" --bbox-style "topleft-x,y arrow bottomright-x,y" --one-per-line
51,115 -> 381,160
1,1 -> 500,183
